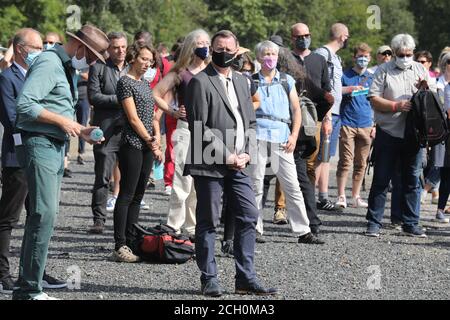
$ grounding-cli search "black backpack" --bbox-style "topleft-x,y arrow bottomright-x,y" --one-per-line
405,81 -> 450,150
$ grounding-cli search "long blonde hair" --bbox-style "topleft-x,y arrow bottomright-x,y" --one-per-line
171,29 -> 211,75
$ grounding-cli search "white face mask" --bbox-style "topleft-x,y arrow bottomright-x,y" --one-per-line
71,47 -> 90,70
144,67 -> 157,82
395,56 -> 413,70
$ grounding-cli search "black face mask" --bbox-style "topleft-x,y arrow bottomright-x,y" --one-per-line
342,39 -> 349,50
231,55 -> 244,71
212,50 -> 235,68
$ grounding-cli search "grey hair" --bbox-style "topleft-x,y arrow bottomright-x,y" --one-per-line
108,32 -> 127,42
439,51 -> 450,74
255,40 -> 279,60
391,34 -> 416,54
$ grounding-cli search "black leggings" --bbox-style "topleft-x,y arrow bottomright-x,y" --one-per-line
438,167 -> 450,210
114,144 -> 153,251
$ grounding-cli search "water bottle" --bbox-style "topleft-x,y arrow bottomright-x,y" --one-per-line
321,134 -> 331,163
90,128 -> 104,142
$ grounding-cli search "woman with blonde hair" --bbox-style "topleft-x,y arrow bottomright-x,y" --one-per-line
153,29 -> 211,240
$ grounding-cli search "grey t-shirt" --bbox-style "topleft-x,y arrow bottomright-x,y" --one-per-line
315,46 -> 343,115
368,60 -> 433,138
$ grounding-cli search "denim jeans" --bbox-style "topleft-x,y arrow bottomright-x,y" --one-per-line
366,128 -> 422,231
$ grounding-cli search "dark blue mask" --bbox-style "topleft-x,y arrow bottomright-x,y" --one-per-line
194,47 -> 209,60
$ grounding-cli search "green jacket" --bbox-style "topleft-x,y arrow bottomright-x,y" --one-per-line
16,45 -> 78,141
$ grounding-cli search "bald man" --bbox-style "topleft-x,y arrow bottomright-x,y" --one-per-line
314,23 -> 349,211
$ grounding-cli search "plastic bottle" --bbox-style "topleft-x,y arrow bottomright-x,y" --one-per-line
90,128 -> 104,142
321,134 -> 331,163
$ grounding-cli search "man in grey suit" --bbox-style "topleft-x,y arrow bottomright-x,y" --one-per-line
88,32 -> 128,234
185,30 -> 277,297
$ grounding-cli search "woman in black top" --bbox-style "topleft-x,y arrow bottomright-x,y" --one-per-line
113,42 -> 163,262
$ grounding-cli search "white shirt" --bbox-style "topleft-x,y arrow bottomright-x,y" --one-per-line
13,61 -> 27,77
214,67 -> 245,154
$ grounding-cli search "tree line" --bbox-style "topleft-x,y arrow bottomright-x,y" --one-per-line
0,0 -> 448,67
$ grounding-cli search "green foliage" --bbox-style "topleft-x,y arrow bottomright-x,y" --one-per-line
0,0 -> 446,66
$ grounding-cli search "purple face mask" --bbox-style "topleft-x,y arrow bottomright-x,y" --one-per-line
263,56 -> 278,70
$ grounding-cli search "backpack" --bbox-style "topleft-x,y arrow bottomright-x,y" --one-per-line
405,80 -> 450,151
132,223 -> 194,264
320,46 -> 342,90
298,90 -> 318,138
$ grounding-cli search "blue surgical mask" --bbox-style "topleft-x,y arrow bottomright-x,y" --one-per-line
194,46 -> 209,60
25,51 -> 42,67
356,57 -> 369,69
44,43 -> 55,51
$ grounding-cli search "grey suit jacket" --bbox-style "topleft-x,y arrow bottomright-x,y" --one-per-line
185,64 -> 257,178
88,59 -> 127,138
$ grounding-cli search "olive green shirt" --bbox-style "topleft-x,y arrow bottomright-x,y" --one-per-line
16,46 -> 77,141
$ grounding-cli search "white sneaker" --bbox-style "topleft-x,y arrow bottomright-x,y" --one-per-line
31,292 -> 59,300
352,196 -> 368,208
335,195 -> 347,208
140,200 -> 150,210
164,186 -> 172,196
112,246 -> 140,263
420,190 -> 427,204
106,196 -> 117,212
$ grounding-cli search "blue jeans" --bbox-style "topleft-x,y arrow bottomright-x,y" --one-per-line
390,148 -> 424,224
366,128 -> 422,231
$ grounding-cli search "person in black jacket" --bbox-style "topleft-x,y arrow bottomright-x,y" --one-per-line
88,32 -> 128,234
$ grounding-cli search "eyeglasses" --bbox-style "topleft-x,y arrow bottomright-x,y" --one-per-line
380,51 -> 392,56
44,41 -> 62,45
396,53 -> 413,58
446,60 -> 450,65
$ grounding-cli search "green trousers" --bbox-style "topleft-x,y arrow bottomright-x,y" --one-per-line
13,135 -> 64,300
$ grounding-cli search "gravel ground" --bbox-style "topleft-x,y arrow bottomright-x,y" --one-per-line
1,149 -> 449,301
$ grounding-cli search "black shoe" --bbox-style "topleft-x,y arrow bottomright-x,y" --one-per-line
255,234 -> 266,243
88,220 -> 105,234
63,168 -> 72,178
298,232 -> 325,244
77,155 -> 85,165
201,279 -> 223,297
147,178 -> 156,189
0,276 -> 14,294
316,199 -> 340,211
42,272 -> 67,289
188,234 -> 196,244
402,226 -> 427,238
235,280 -> 277,296
221,240 -> 234,257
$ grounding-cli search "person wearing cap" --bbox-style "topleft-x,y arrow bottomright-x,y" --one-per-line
367,45 -> 392,75
12,24 -> 109,300
269,35 -> 284,48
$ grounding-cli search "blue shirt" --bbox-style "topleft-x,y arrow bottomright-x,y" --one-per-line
255,70 -> 295,143
340,68 -> 373,128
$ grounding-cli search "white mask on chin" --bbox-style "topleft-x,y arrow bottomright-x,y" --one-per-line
144,68 -> 157,82
395,56 -> 413,70
71,47 -> 90,70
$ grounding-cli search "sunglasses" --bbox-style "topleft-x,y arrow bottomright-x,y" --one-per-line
417,60 -> 428,64
396,53 -> 413,58
447,60 -> 450,65
380,51 -> 392,56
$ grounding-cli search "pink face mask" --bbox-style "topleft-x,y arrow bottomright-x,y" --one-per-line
263,56 -> 278,70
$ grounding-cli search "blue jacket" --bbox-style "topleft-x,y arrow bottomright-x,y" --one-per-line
0,63 -> 25,167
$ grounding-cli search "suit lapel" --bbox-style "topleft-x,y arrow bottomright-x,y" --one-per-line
11,64 -> 25,82
207,65 -> 232,112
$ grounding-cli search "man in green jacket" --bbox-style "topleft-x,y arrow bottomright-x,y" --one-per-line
13,24 -> 109,300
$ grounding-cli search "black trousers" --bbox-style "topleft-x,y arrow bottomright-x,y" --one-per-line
294,151 -> 322,228
91,128 -> 122,223
0,167 -> 29,280
114,144 -> 153,251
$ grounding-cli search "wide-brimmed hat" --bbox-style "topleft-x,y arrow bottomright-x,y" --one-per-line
66,25 -> 110,63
